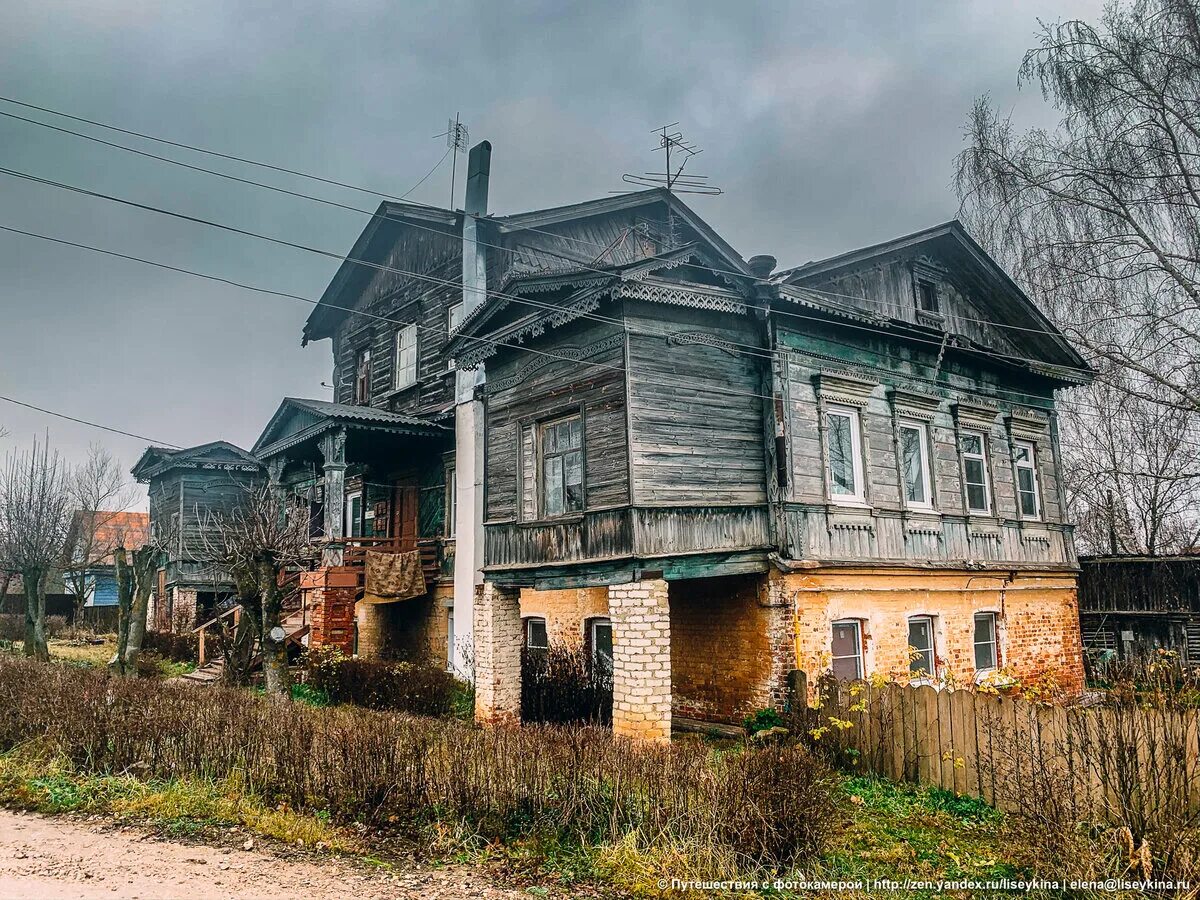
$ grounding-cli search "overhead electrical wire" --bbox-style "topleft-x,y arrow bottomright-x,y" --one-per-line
0,94 -> 1087,345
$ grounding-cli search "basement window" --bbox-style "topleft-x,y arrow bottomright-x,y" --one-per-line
831,619 -> 864,681
974,612 -> 999,671
908,615 -> 937,679
525,617 -> 548,651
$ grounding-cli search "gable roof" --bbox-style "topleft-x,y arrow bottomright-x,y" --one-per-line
252,397 -> 447,459
69,511 -> 151,567
131,441 -> 261,482
778,220 -> 1090,372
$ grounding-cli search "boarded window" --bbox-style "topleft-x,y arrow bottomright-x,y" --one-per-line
908,616 -> 936,678
540,414 -> 583,517
961,432 -> 991,514
831,619 -> 863,681
974,612 -> 998,671
394,324 -> 418,390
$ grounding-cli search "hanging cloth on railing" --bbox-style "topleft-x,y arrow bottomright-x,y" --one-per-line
362,549 -> 427,604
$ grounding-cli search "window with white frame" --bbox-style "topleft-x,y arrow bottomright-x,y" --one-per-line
831,619 -> 864,681
448,302 -> 464,334
540,414 -> 583,517
974,612 -> 999,671
898,420 -> 933,509
908,615 -> 937,678
444,464 -> 457,538
393,324 -> 418,390
960,431 -> 991,514
826,406 -> 865,502
446,608 -> 455,672
345,490 -> 363,539
524,616 -> 548,651
1013,440 -> 1041,518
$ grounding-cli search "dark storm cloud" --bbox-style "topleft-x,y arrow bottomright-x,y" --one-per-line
0,0 -> 1103,502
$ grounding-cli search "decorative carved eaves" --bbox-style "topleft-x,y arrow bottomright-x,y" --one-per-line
1006,406 -> 1052,440
888,388 -> 941,421
484,334 -> 625,394
951,400 -> 1001,429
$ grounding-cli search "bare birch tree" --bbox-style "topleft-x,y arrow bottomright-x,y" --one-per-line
0,438 -> 73,660
199,483 -> 310,696
956,0 -> 1200,549
62,445 -> 135,621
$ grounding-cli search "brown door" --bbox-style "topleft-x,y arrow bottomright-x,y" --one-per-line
391,483 -> 419,551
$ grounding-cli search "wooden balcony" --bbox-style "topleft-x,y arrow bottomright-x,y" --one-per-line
339,536 -> 448,592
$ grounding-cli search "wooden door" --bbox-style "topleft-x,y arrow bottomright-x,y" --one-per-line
391,483 -> 419,551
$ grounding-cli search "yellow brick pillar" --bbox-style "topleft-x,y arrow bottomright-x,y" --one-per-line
609,577 -> 671,742
473,582 -> 522,725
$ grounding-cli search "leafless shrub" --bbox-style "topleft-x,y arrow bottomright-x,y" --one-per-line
0,655 -> 842,871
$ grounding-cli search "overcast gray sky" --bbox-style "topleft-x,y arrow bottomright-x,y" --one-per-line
0,0 -> 1103,505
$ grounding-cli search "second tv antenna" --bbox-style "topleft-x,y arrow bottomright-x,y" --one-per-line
621,124 -> 722,196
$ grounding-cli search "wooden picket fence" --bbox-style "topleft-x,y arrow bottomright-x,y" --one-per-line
808,679 -> 1200,824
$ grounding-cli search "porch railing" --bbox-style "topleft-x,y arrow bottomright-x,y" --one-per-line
336,536 -> 447,592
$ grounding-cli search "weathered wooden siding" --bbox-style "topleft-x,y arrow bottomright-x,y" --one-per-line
329,224 -> 461,417
625,301 -> 766,507
779,320 -> 1073,568
483,318 -> 629,524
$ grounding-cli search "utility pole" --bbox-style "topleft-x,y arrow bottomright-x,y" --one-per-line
445,114 -> 469,209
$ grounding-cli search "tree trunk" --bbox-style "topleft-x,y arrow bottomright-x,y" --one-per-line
22,568 -> 48,661
258,556 -> 290,698
123,547 -> 158,674
109,547 -> 133,676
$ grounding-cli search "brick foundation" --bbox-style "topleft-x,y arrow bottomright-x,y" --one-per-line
474,582 -> 522,724
609,578 -> 671,742
519,587 -> 609,645
302,567 -> 358,655
355,583 -> 453,663
786,568 -> 1085,694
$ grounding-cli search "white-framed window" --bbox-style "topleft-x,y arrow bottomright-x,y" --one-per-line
345,490 -> 363,539
393,324 -> 418,390
831,619 -> 864,681
974,612 -> 999,671
826,406 -> 865,503
1013,440 -> 1041,519
898,420 -> 934,510
446,608 -> 455,673
524,616 -> 548,651
444,464 -> 457,538
540,414 -> 583,517
960,431 -> 991,514
588,617 -> 613,685
448,302 -> 464,334
908,615 -> 937,679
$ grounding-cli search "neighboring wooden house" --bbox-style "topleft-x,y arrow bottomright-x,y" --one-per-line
252,155 -> 1090,739
131,441 -> 263,630
1078,555 -> 1200,662
63,510 -> 150,608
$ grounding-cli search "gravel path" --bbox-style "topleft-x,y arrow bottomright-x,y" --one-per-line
0,808 -> 530,899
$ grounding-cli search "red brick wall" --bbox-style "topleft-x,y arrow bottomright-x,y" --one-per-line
303,567 -> 357,655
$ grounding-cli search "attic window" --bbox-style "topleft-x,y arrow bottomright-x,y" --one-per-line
916,279 -> 939,314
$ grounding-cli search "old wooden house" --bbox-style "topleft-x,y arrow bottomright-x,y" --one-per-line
238,142 -> 1089,739
1078,555 -> 1200,662
131,441 -> 263,630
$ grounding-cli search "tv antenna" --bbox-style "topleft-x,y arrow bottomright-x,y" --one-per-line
434,114 -> 470,208
620,124 -> 722,196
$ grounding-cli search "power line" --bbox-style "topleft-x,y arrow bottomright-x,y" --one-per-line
0,394 -> 181,447
0,161 -> 1095,383
0,94 -> 1080,346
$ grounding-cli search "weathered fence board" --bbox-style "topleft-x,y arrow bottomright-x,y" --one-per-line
812,682 -> 1200,825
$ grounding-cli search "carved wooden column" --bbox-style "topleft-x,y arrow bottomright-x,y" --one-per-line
319,427 -> 347,567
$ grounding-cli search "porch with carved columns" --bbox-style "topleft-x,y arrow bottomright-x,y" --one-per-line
319,427 -> 347,567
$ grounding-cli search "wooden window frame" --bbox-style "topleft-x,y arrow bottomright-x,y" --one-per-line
393,324 -> 418,391
444,463 -> 457,538
353,346 -> 372,405
960,430 -> 992,515
897,418 -> 935,511
345,489 -> 363,539
973,611 -> 999,672
907,614 -> 937,680
825,405 -> 866,505
537,412 -> 584,519
1013,439 -> 1042,520
830,618 -> 864,681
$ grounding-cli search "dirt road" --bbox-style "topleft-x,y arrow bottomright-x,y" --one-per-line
0,809 -> 529,899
